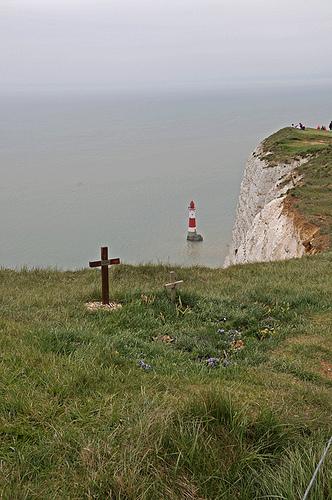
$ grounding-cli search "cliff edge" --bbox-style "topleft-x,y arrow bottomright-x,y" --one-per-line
225,127 -> 332,267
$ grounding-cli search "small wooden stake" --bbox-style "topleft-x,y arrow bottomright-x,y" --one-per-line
165,271 -> 183,303
89,246 -> 120,305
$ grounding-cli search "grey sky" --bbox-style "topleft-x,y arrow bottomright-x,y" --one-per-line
1,0 -> 332,92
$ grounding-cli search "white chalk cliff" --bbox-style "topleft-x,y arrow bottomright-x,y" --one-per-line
224,145 -> 308,267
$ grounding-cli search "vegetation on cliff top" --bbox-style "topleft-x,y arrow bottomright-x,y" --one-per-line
262,127 -> 332,164
1,255 -> 332,498
262,127 -> 332,250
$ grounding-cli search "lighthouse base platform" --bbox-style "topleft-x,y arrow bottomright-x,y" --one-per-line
187,233 -> 203,242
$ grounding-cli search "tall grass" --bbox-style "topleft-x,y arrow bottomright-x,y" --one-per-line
0,253 -> 332,497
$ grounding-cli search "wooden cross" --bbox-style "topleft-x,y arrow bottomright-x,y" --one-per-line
89,246 -> 120,305
165,271 -> 183,302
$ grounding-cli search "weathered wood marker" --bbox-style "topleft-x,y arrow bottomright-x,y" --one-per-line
165,271 -> 183,303
89,246 -> 120,305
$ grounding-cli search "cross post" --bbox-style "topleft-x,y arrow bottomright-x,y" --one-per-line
165,271 -> 183,302
89,246 -> 120,305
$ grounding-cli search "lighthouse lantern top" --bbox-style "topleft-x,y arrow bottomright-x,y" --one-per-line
189,200 -> 195,210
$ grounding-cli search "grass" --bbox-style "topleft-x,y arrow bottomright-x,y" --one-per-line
261,127 -> 332,164
1,254 -> 332,498
261,127 -> 332,246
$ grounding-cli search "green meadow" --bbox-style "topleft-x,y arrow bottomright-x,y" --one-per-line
1,254 -> 332,499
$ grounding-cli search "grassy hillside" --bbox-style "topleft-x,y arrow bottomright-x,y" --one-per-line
262,127 -> 332,248
1,256 -> 332,499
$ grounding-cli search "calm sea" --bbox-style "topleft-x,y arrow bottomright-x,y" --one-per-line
0,86 -> 330,269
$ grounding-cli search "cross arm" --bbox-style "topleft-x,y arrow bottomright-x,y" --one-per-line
89,258 -> 120,268
165,280 -> 184,289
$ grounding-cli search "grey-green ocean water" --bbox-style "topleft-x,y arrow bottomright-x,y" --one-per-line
1,86 -> 330,268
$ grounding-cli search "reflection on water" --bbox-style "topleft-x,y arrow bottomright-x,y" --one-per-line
184,241 -> 205,266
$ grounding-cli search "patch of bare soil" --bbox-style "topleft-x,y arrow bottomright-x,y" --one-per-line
300,140 -> 330,145
320,361 -> 332,380
282,195 -> 330,254
153,335 -> 175,343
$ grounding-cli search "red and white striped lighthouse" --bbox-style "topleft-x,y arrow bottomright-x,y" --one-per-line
187,200 -> 203,242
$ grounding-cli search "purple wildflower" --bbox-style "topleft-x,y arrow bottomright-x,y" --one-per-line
138,360 -> 152,371
206,357 -> 219,368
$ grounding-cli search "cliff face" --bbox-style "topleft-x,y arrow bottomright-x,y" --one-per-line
224,145 -> 308,267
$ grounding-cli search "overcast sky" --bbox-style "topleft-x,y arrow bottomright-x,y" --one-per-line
1,0 -> 332,92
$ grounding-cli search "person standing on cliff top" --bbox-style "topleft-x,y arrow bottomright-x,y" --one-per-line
329,121 -> 332,131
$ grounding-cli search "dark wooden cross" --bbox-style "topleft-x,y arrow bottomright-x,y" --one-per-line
89,246 -> 120,305
165,271 -> 184,303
